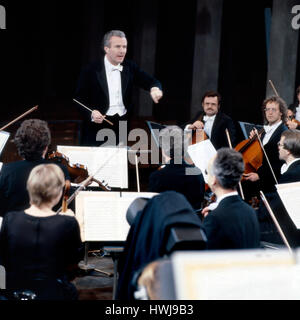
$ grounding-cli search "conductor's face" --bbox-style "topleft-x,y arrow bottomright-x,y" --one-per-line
104,36 -> 127,66
202,96 -> 219,117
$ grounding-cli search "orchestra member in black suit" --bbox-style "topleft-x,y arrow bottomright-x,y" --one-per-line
244,96 -> 288,194
184,91 -> 237,150
75,30 -> 163,146
0,119 -> 70,217
0,164 -> 84,300
148,126 -> 205,210
278,129 -> 300,183
257,129 -> 300,246
202,148 -> 260,250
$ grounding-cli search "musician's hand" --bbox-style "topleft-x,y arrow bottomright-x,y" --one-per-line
201,206 -> 211,218
243,172 -> 259,182
287,120 -> 298,129
188,120 -> 204,130
92,110 -> 106,124
150,87 -> 163,103
60,209 -> 75,217
249,129 -> 256,139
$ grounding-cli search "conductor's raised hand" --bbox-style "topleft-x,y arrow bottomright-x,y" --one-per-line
150,87 -> 163,104
92,110 -> 106,124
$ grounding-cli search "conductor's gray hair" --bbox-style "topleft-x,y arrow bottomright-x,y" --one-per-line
212,148 -> 244,189
103,30 -> 126,48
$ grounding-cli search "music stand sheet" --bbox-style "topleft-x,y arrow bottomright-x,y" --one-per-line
75,191 -> 158,242
0,131 -> 10,157
57,145 -> 128,188
172,249 -> 300,300
276,182 -> 300,229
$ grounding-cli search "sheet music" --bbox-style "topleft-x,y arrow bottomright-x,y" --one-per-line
172,249 -> 300,300
57,145 -> 128,188
75,191 -> 158,242
276,182 -> 300,229
187,139 -> 216,183
0,131 -> 10,156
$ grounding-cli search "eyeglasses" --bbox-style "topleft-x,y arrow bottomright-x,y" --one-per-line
277,142 -> 284,148
264,107 -> 279,113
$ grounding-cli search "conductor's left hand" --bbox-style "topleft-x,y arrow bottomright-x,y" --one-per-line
150,87 -> 163,103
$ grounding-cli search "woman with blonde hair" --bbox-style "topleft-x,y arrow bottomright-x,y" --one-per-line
0,164 -> 84,300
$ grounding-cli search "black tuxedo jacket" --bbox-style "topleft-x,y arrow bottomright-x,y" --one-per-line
279,159 -> 300,184
187,111 -> 238,150
148,161 -> 205,210
75,58 -> 162,145
0,159 -> 70,217
203,195 -> 260,250
257,122 -> 288,193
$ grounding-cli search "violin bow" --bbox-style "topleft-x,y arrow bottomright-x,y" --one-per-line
268,80 -> 280,97
0,105 -> 38,131
260,191 -> 293,256
73,99 -> 114,126
254,128 -> 278,185
135,149 -> 141,193
56,145 -> 121,214
225,129 -> 245,200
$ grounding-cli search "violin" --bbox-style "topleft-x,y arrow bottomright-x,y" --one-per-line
287,110 -> 300,127
234,127 -> 265,179
48,151 -> 111,191
62,180 -> 71,213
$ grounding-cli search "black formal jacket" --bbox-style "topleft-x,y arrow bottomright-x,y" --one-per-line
0,159 -> 70,217
279,159 -> 300,184
116,191 -> 204,300
203,195 -> 260,250
257,122 -> 288,193
257,159 -> 300,247
148,160 -> 205,210
75,57 -> 162,144
186,111 -> 238,150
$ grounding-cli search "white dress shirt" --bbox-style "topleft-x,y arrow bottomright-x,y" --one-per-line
281,158 -> 300,175
104,56 -> 127,117
203,114 -> 216,138
295,105 -> 300,122
206,191 -> 239,212
263,120 -> 282,146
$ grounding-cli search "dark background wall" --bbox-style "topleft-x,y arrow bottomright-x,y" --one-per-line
0,0 -> 299,127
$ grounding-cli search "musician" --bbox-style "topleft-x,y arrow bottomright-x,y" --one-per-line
286,85 -> 300,129
185,91 -> 237,150
244,96 -> 288,194
0,164 -> 84,300
0,119 -> 70,217
278,129 -> 300,183
75,29 -> 163,146
148,126 -> 205,210
257,130 -> 300,246
202,148 -> 260,250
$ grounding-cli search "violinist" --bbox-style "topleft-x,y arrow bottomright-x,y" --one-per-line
286,85 -> 300,130
201,148 -> 260,250
148,126 -> 205,210
243,96 -> 288,194
0,164 -> 84,300
184,91 -> 237,150
0,119 -> 70,217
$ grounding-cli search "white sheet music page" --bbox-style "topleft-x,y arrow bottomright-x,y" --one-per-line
187,139 -> 216,183
57,145 -> 128,188
75,191 -> 157,242
172,249 -> 300,300
276,182 -> 300,229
